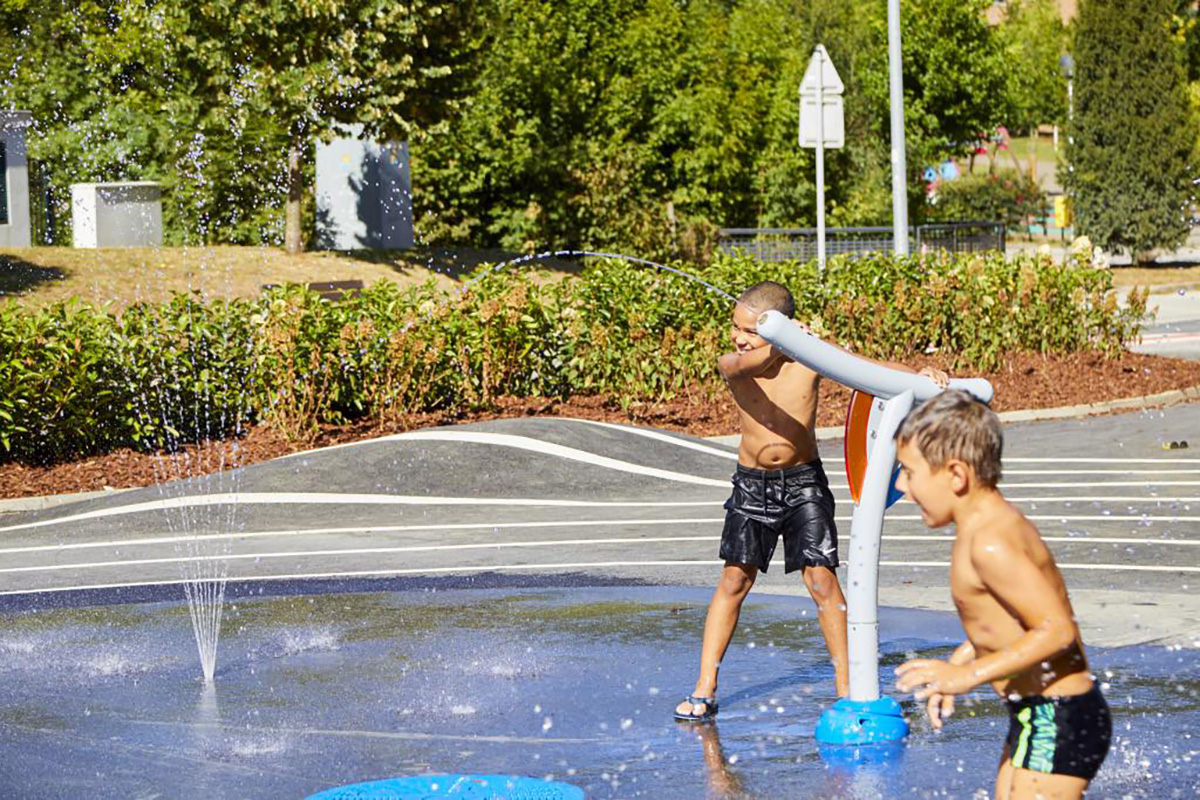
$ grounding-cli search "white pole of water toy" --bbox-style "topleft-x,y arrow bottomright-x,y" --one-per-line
845,390 -> 912,701
756,311 -> 993,405
887,0 -> 910,256
756,310 -> 993,744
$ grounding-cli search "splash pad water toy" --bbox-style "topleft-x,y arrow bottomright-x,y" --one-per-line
756,310 -> 994,747
307,774 -> 585,800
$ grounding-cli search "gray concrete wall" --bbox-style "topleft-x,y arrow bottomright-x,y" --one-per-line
0,111 -> 33,248
315,127 -> 413,251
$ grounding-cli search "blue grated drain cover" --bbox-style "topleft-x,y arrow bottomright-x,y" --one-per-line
306,774 -> 587,800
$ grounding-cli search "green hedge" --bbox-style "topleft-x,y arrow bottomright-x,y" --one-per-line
0,251 -> 1146,461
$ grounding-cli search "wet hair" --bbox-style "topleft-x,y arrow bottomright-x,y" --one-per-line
737,280 -> 795,319
896,389 -> 1003,488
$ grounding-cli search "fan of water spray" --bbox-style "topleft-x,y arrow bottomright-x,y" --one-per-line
459,248 -> 738,305
121,255 -> 259,685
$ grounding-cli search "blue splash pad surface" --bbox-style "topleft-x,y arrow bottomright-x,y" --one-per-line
307,774 -> 584,800
0,580 -> 1195,798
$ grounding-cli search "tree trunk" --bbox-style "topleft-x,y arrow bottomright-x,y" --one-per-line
285,138 -> 304,254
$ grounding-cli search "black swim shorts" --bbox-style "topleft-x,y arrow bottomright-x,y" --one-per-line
1004,684 -> 1112,780
719,461 -> 839,574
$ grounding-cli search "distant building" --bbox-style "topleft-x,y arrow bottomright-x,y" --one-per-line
0,111 -> 33,248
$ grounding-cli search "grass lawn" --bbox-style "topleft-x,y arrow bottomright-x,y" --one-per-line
1006,133 -> 1062,164
1109,264 -> 1200,291
3,244 -> 1196,308
0,246 -> 584,307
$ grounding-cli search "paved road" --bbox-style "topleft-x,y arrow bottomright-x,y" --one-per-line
2,407 -> 1197,648
1128,289 -> 1200,361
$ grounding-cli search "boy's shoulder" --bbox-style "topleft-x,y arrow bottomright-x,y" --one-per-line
765,358 -> 819,385
962,500 -> 1046,572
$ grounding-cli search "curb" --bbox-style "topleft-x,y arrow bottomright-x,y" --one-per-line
0,487 -> 133,515
3,386 -> 1198,515
995,385 -> 1200,424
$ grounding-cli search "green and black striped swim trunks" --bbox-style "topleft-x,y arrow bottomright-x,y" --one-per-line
1004,683 -> 1111,780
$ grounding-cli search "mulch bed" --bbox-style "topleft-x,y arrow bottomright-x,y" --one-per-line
3,350 -> 1199,500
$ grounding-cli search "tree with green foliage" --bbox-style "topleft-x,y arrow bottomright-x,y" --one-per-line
1066,0 -> 1197,256
861,0 -> 1010,158
126,0 -> 466,252
0,0 -> 470,249
0,1 -> 169,244
997,0 -> 1069,135
413,0 -> 993,256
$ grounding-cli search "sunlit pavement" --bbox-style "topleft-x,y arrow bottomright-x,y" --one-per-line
1128,289 -> 1200,361
0,410 -> 1197,797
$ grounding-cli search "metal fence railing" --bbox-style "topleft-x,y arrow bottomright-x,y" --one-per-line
718,221 -> 1006,262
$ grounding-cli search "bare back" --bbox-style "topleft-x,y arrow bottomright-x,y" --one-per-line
727,359 -> 820,469
951,500 -> 1092,699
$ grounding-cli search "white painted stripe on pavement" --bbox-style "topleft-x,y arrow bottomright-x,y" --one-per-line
978,497 -> 1200,503
3,534 -> 1194,577
998,482 -> 1200,488
879,561 -> 1200,573
4,514 -> 1200,556
276,430 -> 731,487
1004,470 -> 1200,475
1000,458 -> 1200,464
0,494 -> 725,534
0,518 -> 728,555
556,419 -> 740,460
3,492 -> 1197,536
2,559 -> 1197,597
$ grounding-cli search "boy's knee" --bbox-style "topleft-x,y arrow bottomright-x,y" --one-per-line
717,566 -> 756,598
803,566 -> 840,602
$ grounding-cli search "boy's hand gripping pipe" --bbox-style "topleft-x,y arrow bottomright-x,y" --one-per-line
756,310 -> 994,746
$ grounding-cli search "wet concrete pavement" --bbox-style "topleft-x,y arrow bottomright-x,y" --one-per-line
0,584 -> 1195,798
0,409 -> 1198,797
1,410 -> 1197,647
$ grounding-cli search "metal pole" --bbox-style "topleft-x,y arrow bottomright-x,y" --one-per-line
887,0 -> 909,256
1067,78 -> 1073,145
816,48 -> 826,271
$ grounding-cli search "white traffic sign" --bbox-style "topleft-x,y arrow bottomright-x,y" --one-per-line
798,45 -> 845,271
799,44 -> 844,95
799,95 -> 844,148
799,45 -> 844,149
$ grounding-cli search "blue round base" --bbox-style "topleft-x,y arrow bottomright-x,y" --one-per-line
815,696 -> 909,745
818,738 -> 907,771
306,774 -> 586,800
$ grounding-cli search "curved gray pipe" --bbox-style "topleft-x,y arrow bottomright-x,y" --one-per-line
756,310 -> 994,405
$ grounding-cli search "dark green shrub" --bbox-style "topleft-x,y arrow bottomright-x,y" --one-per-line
1066,0 -> 1198,256
0,251 -> 1146,461
930,170 -> 1045,229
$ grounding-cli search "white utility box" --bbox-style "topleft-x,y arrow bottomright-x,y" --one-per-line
70,181 -> 163,248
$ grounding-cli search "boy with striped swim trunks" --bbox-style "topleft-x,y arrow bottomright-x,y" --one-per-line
893,391 -> 1110,798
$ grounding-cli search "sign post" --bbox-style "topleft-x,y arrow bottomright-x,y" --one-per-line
799,45 -> 844,270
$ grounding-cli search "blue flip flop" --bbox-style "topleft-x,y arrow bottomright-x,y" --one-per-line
674,695 -> 718,722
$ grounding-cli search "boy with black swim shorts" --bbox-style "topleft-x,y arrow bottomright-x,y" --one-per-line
674,281 -> 946,722
894,391 -> 1110,798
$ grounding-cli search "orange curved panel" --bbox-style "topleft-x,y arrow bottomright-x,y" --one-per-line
844,390 -> 875,504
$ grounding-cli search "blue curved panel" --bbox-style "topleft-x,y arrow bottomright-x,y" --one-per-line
307,774 -> 586,800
